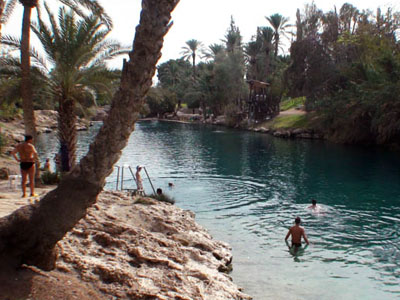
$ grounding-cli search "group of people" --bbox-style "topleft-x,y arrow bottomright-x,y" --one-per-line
285,199 -> 321,253
11,135 -> 315,257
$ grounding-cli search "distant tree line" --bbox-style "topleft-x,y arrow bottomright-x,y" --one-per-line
1,2 -> 399,147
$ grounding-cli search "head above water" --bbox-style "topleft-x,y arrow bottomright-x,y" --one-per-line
157,188 -> 162,195
295,217 -> 301,224
312,199 -> 317,205
24,135 -> 33,142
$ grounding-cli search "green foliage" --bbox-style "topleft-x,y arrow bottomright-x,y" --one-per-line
145,87 -> 177,117
224,103 -> 243,127
41,171 -> 60,185
280,97 -> 306,111
285,3 -> 400,145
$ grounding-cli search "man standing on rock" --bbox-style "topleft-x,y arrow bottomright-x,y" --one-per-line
11,135 -> 39,197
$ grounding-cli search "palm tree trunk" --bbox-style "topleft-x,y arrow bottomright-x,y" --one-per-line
0,0 -> 179,271
58,97 -> 77,172
274,35 -> 279,57
20,1 -> 37,142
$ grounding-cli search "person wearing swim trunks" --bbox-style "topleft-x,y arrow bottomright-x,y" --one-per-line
285,217 -> 309,249
11,135 -> 39,197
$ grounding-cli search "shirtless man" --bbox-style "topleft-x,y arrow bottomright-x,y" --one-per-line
11,135 -> 39,197
285,217 -> 309,248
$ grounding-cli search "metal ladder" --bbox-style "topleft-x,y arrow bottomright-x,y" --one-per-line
114,164 -> 156,196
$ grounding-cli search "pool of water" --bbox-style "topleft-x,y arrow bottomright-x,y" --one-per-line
37,121 -> 400,300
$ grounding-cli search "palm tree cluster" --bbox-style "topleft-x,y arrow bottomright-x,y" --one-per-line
1,1 -> 128,171
151,15 -> 291,122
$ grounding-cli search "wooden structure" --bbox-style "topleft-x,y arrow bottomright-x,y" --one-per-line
246,80 -> 280,121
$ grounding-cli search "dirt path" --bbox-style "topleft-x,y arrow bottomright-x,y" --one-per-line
280,108 -> 306,115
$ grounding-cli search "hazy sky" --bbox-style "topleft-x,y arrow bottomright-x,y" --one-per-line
3,0 -> 396,69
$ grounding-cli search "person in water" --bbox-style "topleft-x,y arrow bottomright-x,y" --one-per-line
308,199 -> 318,209
285,217 -> 309,248
11,135 -> 39,197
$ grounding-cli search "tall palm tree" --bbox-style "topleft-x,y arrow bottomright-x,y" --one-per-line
31,5 -> 128,171
17,0 -> 111,144
0,0 -> 179,270
244,40 -> 261,79
257,26 -> 274,78
181,39 -> 203,77
266,13 -> 291,57
19,0 -> 38,141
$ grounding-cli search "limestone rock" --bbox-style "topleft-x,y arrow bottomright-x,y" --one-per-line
57,191 -> 252,300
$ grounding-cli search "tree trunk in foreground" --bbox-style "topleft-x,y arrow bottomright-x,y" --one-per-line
0,0 -> 179,270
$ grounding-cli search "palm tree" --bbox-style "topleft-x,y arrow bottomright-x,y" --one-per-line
257,26 -> 274,78
266,13 -> 291,57
0,0 -> 16,49
203,43 -> 225,61
244,40 -> 261,79
0,0 -> 179,270
181,39 -> 203,77
17,0 -> 111,144
31,5 -> 129,171
19,0 -> 38,142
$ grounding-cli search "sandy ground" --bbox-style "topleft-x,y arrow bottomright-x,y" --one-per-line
0,155 -> 54,218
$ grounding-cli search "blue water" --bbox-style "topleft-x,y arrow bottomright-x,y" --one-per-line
37,121 -> 400,300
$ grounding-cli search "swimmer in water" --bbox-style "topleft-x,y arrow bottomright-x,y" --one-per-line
285,217 -> 309,254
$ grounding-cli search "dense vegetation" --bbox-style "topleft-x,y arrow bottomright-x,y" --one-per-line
0,2 -> 399,146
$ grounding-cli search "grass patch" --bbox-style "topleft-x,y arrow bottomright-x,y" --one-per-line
268,114 -> 311,129
280,97 -> 305,111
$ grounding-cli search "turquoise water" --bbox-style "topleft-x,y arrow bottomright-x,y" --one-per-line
37,121 -> 400,300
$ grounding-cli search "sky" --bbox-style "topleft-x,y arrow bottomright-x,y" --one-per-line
2,0 -> 397,69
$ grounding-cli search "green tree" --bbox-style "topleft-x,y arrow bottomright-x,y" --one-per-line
223,16 -> 241,53
266,13 -> 291,57
0,0 -> 178,271
181,39 -> 203,77
30,5 -> 128,171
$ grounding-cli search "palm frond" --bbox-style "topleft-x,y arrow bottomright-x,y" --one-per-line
0,0 -> 17,25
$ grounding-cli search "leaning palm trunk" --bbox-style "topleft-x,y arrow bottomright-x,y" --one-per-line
58,97 -> 77,171
0,0 -> 179,270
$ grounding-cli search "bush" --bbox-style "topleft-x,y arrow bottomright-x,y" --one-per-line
41,171 -> 60,185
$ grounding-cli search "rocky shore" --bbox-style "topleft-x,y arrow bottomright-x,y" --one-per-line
56,191 -> 251,299
0,182 -> 252,299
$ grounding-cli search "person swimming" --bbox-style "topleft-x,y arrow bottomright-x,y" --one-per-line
308,199 -> 318,209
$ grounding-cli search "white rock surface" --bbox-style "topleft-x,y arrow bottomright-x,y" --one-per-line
57,191 -> 252,300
